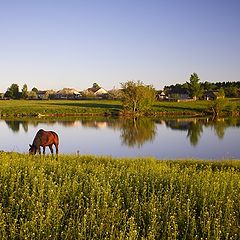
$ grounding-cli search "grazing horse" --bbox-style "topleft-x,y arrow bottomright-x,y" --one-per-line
29,129 -> 59,156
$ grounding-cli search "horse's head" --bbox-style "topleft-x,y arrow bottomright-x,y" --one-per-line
29,144 -> 37,155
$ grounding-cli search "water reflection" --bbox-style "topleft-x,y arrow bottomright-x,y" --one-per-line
165,117 -> 240,146
3,117 -> 240,147
120,118 -> 156,147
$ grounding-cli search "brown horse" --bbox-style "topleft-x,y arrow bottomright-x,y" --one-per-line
29,129 -> 59,155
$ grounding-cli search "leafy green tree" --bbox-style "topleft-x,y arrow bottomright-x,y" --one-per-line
225,86 -> 239,97
5,83 -> 20,99
186,73 -> 203,100
92,83 -> 100,89
209,98 -> 226,117
217,88 -> 225,98
31,87 -> 38,93
21,84 -> 28,99
121,80 -> 156,116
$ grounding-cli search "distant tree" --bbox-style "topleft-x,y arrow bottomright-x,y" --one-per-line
121,80 -> 156,116
186,73 -> 203,100
201,81 -> 216,91
217,88 -> 225,98
92,83 -> 100,89
32,87 -> 38,93
108,88 -> 123,100
5,83 -> 20,99
225,86 -> 239,97
21,84 -> 28,99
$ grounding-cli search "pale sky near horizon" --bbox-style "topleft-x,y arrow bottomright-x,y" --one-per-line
0,0 -> 240,92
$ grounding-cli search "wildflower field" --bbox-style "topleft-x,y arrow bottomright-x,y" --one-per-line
0,152 -> 240,239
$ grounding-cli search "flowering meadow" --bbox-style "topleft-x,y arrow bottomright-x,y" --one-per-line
0,152 -> 239,239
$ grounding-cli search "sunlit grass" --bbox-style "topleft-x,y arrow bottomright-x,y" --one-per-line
1,99 -> 240,117
0,152 -> 240,239
0,100 -> 122,117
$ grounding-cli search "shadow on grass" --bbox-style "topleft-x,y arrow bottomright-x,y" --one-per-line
153,104 -> 205,113
43,101 -> 123,110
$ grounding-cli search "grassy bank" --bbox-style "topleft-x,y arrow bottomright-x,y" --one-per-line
0,99 -> 240,117
0,152 -> 240,239
0,100 -> 122,117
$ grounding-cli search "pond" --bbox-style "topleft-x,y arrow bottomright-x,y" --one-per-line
1,117 -> 240,159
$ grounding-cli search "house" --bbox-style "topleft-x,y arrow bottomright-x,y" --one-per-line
83,86 -> 108,98
37,90 -> 56,100
0,93 -> 4,99
204,91 -> 225,100
156,91 -> 168,101
167,93 -> 192,102
54,88 -> 81,99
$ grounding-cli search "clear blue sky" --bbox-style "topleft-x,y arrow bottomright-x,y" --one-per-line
0,0 -> 240,92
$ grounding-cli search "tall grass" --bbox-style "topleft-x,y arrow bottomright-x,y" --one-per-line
0,152 -> 240,239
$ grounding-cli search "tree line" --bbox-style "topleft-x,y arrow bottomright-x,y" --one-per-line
2,73 -> 240,117
164,73 -> 240,98
3,83 -> 38,100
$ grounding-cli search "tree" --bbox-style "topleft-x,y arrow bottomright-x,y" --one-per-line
217,88 -> 225,98
5,83 -> 20,99
121,80 -> 156,116
21,84 -> 28,99
186,73 -> 203,100
209,98 -> 226,117
32,87 -> 38,93
92,83 -> 100,89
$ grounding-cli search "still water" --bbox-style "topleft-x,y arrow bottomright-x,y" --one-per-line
1,117 -> 240,159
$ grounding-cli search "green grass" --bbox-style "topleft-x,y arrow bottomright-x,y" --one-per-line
0,152 -> 240,239
0,100 -> 122,117
0,98 -> 240,117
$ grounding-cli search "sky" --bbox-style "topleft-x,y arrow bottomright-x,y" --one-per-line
0,0 -> 240,92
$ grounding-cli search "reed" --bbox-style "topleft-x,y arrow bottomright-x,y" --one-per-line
0,152 -> 239,239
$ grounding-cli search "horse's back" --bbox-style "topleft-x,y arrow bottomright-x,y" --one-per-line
34,129 -> 59,146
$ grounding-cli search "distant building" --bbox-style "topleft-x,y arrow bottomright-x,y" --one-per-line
83,86 -> 108,98
37,90 -> 56,100
156,91 -> 168,101
204,91 -> 225,100
54,88 -> 81,99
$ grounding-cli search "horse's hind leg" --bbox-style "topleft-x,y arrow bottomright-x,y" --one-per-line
55,144 -> 59,155
49,145 -> 54,155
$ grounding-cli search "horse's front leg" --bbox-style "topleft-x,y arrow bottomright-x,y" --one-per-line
43,146 -> 46,155
38,147 -> 41,155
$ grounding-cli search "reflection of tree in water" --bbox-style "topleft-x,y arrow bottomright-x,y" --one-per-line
210,118 -> 227,139
5,121 -> 29,132
187,121 -> 203,146
120,118 -> 156,147
5,121 -> 21,132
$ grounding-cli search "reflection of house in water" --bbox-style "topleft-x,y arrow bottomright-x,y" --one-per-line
82,121 -> 107,129
165,120 -> 190,131
60,121 -> 82,127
